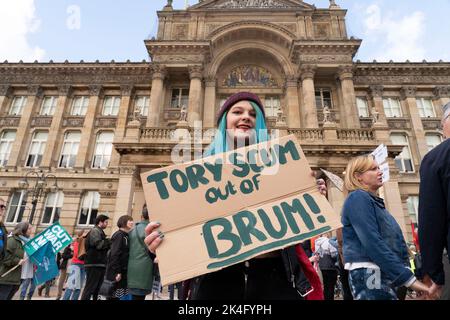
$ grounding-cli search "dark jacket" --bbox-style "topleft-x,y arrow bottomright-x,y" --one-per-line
419,138 -> 450,285
342,189 -> 413,287
58,246 -> 73,270
84,226 -> 110,268
0,222 -> 7,260
105,230 -> 129,289
0,235 -> 24,285
127,220 -> 155,292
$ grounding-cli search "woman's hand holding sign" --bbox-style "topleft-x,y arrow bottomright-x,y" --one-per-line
144,221 -> 164,254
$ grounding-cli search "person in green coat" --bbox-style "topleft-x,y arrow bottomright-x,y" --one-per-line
127,205 -> 155,300
0,222 -> 31,300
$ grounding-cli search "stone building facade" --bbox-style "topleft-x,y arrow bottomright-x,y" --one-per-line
0,0 -> 448,240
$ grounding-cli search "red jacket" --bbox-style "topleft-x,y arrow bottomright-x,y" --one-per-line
295,244 -> 324,300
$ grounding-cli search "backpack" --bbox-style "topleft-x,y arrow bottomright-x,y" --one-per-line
77,232 -> 89,261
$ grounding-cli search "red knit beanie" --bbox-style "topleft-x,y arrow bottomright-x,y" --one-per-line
216,92 -> 265,125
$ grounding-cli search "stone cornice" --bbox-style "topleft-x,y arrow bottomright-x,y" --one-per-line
0,62 -> 152,86
291,40 -> 361,63
145,41 -> 211,61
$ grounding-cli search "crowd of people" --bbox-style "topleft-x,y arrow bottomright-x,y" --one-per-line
0,93 -> 449,301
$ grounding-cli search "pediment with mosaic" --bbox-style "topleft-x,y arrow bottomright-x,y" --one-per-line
190,0 -> 314,10
222,65 -> 278,87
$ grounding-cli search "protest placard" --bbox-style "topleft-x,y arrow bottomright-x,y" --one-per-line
141,135 -> 342,285
372,144 -> 388,165
23,222 -> 73,257
320,168 -> 344,192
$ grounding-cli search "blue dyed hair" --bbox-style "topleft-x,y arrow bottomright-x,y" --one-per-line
204,101 -> 269,156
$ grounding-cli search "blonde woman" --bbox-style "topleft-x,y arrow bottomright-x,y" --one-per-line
341,155 -> 430,300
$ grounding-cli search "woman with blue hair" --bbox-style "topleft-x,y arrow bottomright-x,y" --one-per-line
144,92 -> 325,300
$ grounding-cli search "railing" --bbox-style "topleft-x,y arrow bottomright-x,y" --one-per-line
288,129 -> 324,141
62,116 -> 85,127
31,116 -> 53,128
0,116 -> 21,127
337,129 -> 374,141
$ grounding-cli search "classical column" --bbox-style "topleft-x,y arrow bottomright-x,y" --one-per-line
380,171 -> 409,238
401,86 -> 428,160
187,65 -> 204,126
338,65 -> 360,128
305,15 -> 313,39
6,86 -> 43,170
296,15 -> 307,39
433,86 -> 450,118
40,85 -> 73,169
147,65 -> 166,127
203,77 -> 217,128
0,85 -> 12,115
285,76 -> 301,128
300,65 -> 318,128
74,85 -> 103,171
112,166 -> 136,232
110,85 -> 135,168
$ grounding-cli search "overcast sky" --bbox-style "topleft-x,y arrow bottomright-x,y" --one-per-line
1,0 -> 449,63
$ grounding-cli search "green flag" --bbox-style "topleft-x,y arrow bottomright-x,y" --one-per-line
23,221 -> 73,256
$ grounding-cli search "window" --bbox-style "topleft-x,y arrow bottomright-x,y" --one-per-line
135,96 -> 150,117
26,132 -> 48,167
42,191 -> 64,225
315,89 -> 332,109
78,191 -> 100,226
40,96 -> 58,116
407,196 -> 419,224
71,96 -> 89,116
0,131 -> 16,167
264,96 -> 280,117
425,134 -> 442,151
383,98 -> 402,117
92,132 -> 114,169
356,97 -> 369,117
390,133 -> 414,172
102,96 -> 121,116
6,191 -> 27,224
9,96 -> 27,115
59,131 -> 81,168
416,98 -> 435,118
171,89 -> 189,108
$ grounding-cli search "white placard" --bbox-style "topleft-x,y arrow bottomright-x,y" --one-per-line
380,162 -> 390,183
371,144 -> 388,165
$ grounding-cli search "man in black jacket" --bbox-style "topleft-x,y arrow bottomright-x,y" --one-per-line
0,198 -> 8,261
80,215 -> 111,300
419,101 -> 450,300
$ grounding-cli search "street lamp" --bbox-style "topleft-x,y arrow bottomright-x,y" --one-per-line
18,170 -> 59,225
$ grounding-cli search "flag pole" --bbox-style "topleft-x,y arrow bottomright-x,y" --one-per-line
0,258 -> 28,278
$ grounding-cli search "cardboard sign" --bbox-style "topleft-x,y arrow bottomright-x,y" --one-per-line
23,222 -> 73,257
320,168 -> 344,192
141,135 -> 342,285
371,144 -> 388,165
380,162 -> 390,183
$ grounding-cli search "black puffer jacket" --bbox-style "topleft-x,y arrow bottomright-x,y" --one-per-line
105,230 -> 129,289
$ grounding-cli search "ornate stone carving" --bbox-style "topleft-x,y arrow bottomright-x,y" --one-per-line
285,75 -> 298,87
172,24 -> 189,40
0,116 -> 20,127
206,23 -> 224,35
89,85 -> 104,97
400,86 -> 417,100
279,23 -> 297,33
121,84 -> 135,96
387,118 -> 411,129
299,55 -> 352,64
98,191 -> 117,198
62,116 -> 85,128
300,65 -> 316,81
95,117 -> 117,128
314,23 -> 330,39
27,85 -> 43,98
0,85 -> 12,97
354,75 -> 450,85
63,190 -> 83,197
153,55 -> 204,63
189,65 -> 203,80
119,166 -> 136,175
371,107 -> 380,124
338,65 -> 354,81
422,119 -> 442,130
214,0 -> 291,9
58,85 -> 73,97
151,65 -> 167,80
433,86 -> 450,98
369,85 -> 383,98
179,105 -> 188,121
31,116 -> 53,128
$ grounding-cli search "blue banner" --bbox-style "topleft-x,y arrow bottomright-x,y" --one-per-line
30,242 -> 59,286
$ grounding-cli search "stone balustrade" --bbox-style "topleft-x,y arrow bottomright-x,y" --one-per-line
336,128 -> 374,141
